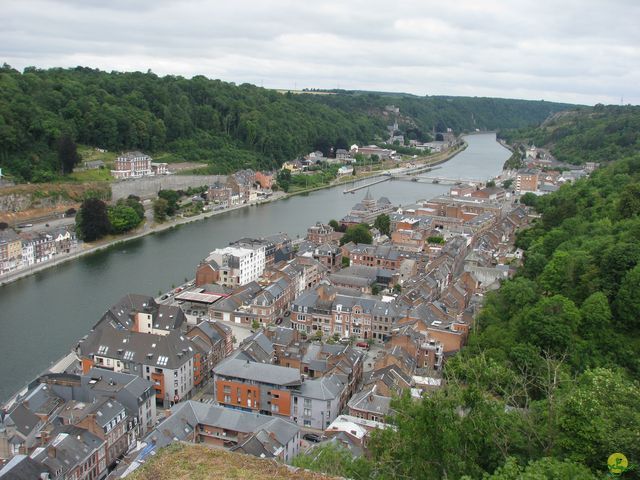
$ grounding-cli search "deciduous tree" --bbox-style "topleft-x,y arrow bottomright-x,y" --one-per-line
76,198 -> 110,241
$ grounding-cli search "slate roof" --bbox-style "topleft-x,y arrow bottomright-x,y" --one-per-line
57,398 -> 125,429
240,331 -> 275,363
214,358 -> 301,387
231,429 -> 282,458
364,364 -> 413,391
95,294 -> 185,332
296,374 -> 345,401
143,401 -> 299,450
84,367 -> 153,400
31,426 -> 104,477
4,404 -> 41,438
348,386 -> 391,416
0,455 -> 52,479
78,327 -> 195,370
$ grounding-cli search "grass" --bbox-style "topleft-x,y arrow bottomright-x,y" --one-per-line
128,444 -> 336,480
77,145 -> 118,167
68,168 -> 113,182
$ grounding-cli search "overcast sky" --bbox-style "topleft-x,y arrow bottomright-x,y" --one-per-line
3,0 -> 639,105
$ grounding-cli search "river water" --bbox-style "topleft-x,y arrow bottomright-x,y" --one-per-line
0,133 -> 510,401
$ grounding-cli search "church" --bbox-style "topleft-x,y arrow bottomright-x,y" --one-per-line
340,189 -> 394,226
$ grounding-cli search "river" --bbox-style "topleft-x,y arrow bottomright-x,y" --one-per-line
0,133 -> 510,401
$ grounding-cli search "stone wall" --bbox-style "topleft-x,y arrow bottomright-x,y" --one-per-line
111,175 -> 227,200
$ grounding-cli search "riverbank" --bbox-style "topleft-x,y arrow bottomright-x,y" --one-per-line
285,141 -> 467,198
0,143 -> 466,287
0,192 -> 288,286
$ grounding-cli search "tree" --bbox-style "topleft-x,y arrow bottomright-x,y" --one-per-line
556,368 -> 640,472
479,456 -> 598,480
502,179 -> 514,189
518,295 -> 580,355
76,198 -> 111,241
373,213 -> 390,236
370,388 -> 510,479
153,198 -> 169,222
580,292 -> 612,339
615,265 -> 640,330
108,204 -> 141,234
277,169 -> 291,192
340,224 -> 372,246
125,195 -> 145,220
486,180 -> 496,187
292,443 -> 371,479
393,284 -> 402,294
328,219 -> 340,231
157,189 -> 179,215
521,192 -> 538,207
617,182 -> 640,219
341,256 -> 350,268
57,134 -> 81,175
427,236 -> 445,244
251,319 -> 260,331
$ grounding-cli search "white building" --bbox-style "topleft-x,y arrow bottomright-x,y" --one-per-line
206,245 -> 266,286
21,241 -> 34,267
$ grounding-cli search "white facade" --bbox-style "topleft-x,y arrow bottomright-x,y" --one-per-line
21,242 -> 34,266
207,245 -> 266,286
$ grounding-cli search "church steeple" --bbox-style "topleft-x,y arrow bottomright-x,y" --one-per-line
362,188 -> 375,209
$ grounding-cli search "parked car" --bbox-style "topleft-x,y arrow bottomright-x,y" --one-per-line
356,342 -> 370,350
275,317 -> 283,325
303,433 -> 322,443
160,294 -> 169,300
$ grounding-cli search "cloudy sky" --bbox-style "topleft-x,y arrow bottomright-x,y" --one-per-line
3,0 -> 639,105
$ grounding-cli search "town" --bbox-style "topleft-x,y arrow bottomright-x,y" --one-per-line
1,165 -> 556,478
0,135 -> 591,282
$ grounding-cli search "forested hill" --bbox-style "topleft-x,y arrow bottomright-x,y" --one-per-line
0,65 -> 571,182
500,104 -> 640,164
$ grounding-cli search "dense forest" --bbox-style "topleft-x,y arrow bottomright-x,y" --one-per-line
500,105 -> 640,165
295,108 -> 640,479
0,65 -> 571,182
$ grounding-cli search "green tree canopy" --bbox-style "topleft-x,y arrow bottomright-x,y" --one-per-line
373,213 -> 390,236
76,197 -> 111,241
340,224 -> 372,245
57,134 -> 80,175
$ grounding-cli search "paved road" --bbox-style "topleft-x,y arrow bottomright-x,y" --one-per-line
16,215 -> 76,233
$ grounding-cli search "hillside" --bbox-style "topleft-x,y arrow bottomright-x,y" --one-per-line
499,105 -> 640,164
127,444 -> 336,480
0,65 -> 571,183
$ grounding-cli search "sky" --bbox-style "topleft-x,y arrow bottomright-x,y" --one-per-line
2,0 -> 640,105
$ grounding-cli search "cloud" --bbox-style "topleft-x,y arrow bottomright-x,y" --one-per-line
1,0 -> 639,104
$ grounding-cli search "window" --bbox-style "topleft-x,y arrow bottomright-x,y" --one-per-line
304,420 -> 311,427
224,395 -> 231,403
223,386 -> 231,393
304,408 -> 311,417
